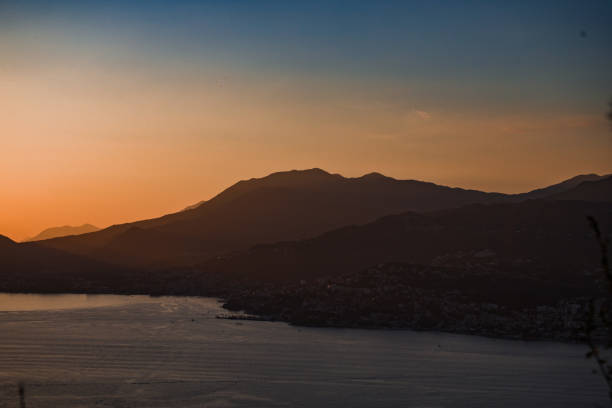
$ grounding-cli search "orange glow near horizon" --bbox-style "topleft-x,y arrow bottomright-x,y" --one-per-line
2,61 -> 611,240
2,87 -> 610,242
1,5 -> 611,241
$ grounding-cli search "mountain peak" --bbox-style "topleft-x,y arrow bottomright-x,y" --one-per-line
249,168 -> 340,185
301,167 -> 330,175
266,168 -> 334,178
359,172 -> 393,181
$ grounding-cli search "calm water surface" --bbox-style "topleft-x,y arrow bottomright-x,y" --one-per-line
0,293 -> 607,407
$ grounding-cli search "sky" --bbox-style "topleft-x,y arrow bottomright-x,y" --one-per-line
1,0 -> 611,241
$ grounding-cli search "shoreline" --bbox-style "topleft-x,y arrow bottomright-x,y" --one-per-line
0,289 -> 589,344
0,259 -> 601,344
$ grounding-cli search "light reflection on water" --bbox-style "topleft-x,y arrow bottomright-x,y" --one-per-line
0,293 -> 155,311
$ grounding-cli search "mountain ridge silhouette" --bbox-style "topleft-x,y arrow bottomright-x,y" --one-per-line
31,168 -> 612,268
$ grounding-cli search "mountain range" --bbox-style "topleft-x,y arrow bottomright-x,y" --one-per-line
1,169 -> 611,295
28,169 -> 611,269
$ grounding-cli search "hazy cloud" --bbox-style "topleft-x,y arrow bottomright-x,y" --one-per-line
413,110 -> 431,120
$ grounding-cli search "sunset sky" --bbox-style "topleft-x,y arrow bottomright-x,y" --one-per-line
1,0 -> 611,241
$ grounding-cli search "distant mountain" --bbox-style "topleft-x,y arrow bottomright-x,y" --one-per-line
38,168 -> 506,267
26,224 -> 100,242
193,199 -> 612,285
512,173 -> 611,201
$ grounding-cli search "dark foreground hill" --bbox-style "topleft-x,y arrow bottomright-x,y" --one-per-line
221,262 -> 595,340
0,234 -> 132,293
35,169 -> 609,268
192,199 -> 611,285
134,198 -> 608,341
19,198 -> 602,299
2,196 -> 610,340
206,199 -> 611,340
